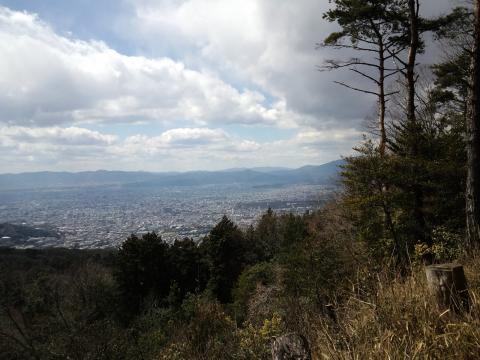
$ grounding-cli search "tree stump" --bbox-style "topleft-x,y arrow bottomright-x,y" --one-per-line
425,263 -> 470,313
271,333 -> 311,360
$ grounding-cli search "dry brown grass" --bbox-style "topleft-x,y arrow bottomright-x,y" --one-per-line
309,256 -> 480,359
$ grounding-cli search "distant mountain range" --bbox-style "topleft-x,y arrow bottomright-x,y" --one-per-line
0,160 -> 344,190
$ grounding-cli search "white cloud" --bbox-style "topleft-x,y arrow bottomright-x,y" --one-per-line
128,0 -> 454,129
128,0 -> 375,128
1,126 -> 117,146
0,125 -> 268,172
0,6 -> 296,128
119,127 -> 261,156
293,128 -> 362,145
0,124 -> 359,173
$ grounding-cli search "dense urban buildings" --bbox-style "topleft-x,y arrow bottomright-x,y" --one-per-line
0,184 -> 334,249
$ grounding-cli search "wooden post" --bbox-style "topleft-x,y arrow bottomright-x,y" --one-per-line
271,333 -> 311,360
425,263 -> 470,313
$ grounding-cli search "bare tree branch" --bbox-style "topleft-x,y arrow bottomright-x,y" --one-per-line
350,68 -> 381,84
333,81 -> 380,96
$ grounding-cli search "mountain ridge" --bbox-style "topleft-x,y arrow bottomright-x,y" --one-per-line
0,159 -> 344,190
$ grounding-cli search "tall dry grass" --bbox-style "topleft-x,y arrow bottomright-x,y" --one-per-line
309,256 -> 480,359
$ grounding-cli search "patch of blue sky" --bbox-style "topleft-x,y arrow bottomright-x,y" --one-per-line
0,0 -> 137,54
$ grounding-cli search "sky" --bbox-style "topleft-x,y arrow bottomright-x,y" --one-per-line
0,0 -> 453,173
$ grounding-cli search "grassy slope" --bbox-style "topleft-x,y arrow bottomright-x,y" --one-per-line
309,257 -> 480,359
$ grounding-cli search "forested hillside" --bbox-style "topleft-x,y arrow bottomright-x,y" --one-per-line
2,0 -> 480,359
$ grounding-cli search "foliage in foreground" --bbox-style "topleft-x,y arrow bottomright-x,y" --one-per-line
311,255 -> 480,359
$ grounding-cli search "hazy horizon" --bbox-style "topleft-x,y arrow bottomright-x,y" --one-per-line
0,159 -> 343,176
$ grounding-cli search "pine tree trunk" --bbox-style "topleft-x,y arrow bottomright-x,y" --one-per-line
466,0 -> 480,249
377,36 -> 394,242
406,0 -> 419,128
406,0 -> 427,248
379,40 -> 387,156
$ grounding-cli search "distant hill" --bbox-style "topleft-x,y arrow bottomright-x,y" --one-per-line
222,166 -> 290,173
0,170 -> 163,190
0,160 -> 344,190
0,223 -> 60,241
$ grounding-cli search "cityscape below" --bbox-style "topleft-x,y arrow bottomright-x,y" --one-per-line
0,162 -> 340,249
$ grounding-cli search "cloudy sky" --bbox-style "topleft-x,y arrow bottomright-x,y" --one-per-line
0,0 -> 452,173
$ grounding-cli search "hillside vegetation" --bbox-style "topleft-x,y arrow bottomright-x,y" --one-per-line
1,205 -> 480,359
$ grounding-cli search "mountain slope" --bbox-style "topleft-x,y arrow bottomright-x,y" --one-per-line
0,160 -> 344,190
